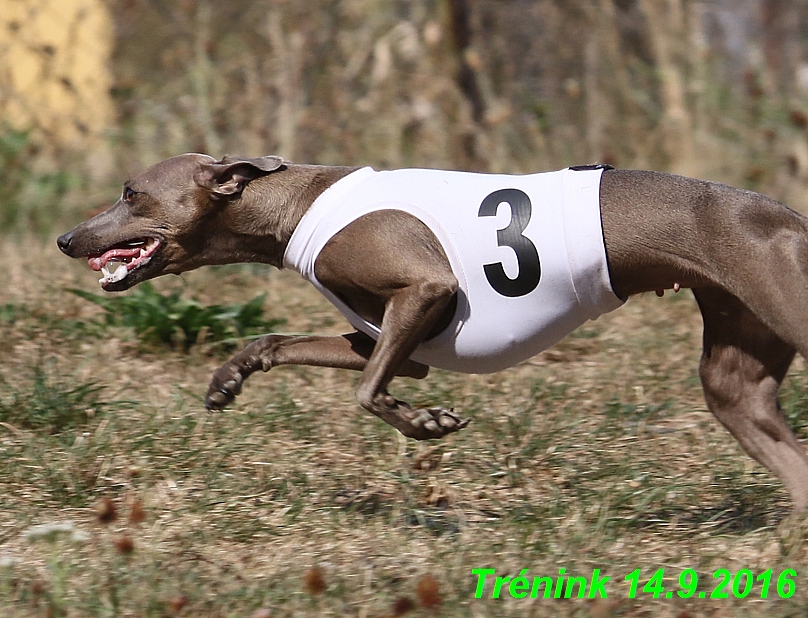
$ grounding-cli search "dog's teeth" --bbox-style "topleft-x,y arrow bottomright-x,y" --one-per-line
112,265 -> 128,282
112,270 -> 127,283
99,261 -> 129,284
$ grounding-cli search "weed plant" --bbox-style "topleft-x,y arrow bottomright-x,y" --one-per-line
0,367 -> 110,435
69,283 -> 285,350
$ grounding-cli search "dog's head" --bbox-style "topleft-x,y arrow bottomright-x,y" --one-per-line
57,153 -> 285,291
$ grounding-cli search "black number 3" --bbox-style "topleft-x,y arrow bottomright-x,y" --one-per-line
478,188 -> 541,297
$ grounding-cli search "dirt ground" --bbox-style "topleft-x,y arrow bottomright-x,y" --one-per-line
2,236 -> 808,617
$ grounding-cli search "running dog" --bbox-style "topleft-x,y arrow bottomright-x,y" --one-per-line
57,154 -> 808,512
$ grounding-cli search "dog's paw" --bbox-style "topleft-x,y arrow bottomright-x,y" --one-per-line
205,363 -> 248,410
402,407 -> 470,440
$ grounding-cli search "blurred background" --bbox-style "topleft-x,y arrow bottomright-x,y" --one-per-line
6,5 -> 808,613
5,0 -> 808,231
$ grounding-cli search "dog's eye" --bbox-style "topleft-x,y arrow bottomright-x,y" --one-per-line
123,187 -> 135,202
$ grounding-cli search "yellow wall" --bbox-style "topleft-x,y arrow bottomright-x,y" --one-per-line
0,0 -> 114,150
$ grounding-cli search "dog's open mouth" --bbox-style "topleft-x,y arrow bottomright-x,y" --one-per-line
88,237 -> 161,286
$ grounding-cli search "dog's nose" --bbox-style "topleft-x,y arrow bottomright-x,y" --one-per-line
57,231 -> 73,254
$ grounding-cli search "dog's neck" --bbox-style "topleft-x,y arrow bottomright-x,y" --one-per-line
203,164 -> 359,268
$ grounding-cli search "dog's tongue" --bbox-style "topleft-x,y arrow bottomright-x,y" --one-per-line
88,247 -> 142,271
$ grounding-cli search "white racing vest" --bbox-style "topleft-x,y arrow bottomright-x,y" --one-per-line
283,166 -> 624,373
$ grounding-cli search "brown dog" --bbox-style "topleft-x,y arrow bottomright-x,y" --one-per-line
58,154 -> 808,512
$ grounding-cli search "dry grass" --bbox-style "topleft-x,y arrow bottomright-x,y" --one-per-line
2,237 -> 808,617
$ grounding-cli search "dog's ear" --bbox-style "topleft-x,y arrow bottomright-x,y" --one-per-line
194,155 -> 286,197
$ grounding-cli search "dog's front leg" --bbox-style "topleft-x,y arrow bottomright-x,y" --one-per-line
312,210 -> 470,440
205,332 -> 430,410
351,281 -> 470,440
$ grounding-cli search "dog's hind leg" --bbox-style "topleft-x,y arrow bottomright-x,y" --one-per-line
694,287 -> 808,512
205,332 -> 430,410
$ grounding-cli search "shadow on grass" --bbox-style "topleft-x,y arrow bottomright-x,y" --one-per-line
632,486 -> 789,534
333,489 -> 461,536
